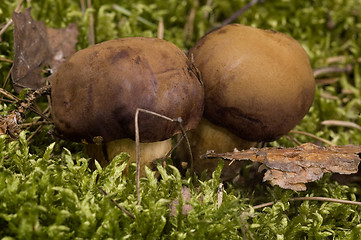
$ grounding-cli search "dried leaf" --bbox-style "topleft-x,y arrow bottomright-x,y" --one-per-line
11,8 -> 78,93
202,143 -> 361,191
0,111 -> 22,138
46,23 -> 78,73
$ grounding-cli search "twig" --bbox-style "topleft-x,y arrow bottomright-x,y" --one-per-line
2,64 -> 14,89
0,88 -> 19,102
135,109 -> 141,205
285,134 -> 301,146
316,77 -> 339,85
252,196 -> 361,211
98,187 -> 135,219
321,120 -> 361,131
0,0 -> 25,41
162,134 -> 184,161
221,0 -> 261,26
26,125 -> 43,142
217,183 -> 223,209
203,0 -> 213,19
112,5 -> 157,29
80,0 -> 86,13
289,130 -> 335,146
157,19 -> 164,39
289,197 -> 361,206
134,108 -> 194,205
0,58 -> 13,63
0,19 -> 13,42
0,0 -> 24,40
313,65 -> 352,78
45,81 -> 52,116
26,107 -> 52,143
183,0 -> 198,45
0,98 -> 16,104
175,118 -> 194,174
19,120 -> 53,127
17,85 -> 51,116
87,0 -> 95,45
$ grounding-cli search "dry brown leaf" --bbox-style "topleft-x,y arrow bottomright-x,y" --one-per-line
0,111 -> 22,138
11,8 -> 78,93
202,143 -> 361,191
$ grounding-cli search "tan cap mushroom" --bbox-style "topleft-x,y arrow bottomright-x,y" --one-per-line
51,37 -> 204,174
189,24 -> 315,142
185,24 -> 315,176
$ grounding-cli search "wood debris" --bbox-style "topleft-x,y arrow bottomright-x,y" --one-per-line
202,143 -> 361,191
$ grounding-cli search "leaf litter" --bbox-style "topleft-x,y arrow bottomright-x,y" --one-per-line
11,8 -> 78,93
203,143 -> 361,191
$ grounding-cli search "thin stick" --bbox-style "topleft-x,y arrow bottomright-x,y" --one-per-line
135,109 -> 141,205
26,125 -> 43,142
183,0 -> 198,45
0,58 -> 13,63
0,0 -> 25,41
285,134 -> 302,146
2,64 -> 14,90
162,134 -> 184,161
157,19 -> 164,39
0,19 -> 13,42
252,196 -> 361,211
221,0 -> 260,26
290,197 -> 361,206
321,120 -> 361,131
98,187 -> 135,219
80,0 -> 86,13
289,130 -> 335,146
135,108 -> 175,205
87,0 -> 95,45
217,183 -> 223,209
137,108 -> 174,122
313,65 -> 352,78
0,88 -> 19,101
175,118 -> 193,174
19,120 -> 53,127
0,98 -> 16,104
134,108 -> 194,205
203,0 -> 212,19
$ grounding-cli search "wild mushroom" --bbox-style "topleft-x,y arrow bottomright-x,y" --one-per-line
185,24 -> 315,175
51,37 -> 204,176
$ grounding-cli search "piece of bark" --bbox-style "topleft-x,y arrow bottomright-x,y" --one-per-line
202,143 -> 361,191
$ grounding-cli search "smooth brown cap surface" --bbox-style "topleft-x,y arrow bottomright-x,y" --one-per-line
189,24 -> 315,142
52,37 -> 204,143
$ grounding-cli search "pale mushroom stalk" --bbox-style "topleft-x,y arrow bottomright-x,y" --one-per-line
176,118 -> 256,177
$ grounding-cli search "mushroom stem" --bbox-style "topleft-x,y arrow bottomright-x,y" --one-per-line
177,118 -> 257,178
87,138 -> 172,175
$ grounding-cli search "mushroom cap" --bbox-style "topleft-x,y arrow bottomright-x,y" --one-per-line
188,24 -> 315,142
51,37 -> 204,143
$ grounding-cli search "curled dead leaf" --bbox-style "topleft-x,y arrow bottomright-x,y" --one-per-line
11,8 -> 78,92
0,111 -> 22,138
202,143 -> 361,191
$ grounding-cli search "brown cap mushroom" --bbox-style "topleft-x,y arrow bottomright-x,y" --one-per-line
51,37 -> 204,173
183,24 -> 315,176
188,24 -> 315,142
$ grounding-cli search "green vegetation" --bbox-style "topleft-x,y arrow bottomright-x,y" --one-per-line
1,0 -> 361,239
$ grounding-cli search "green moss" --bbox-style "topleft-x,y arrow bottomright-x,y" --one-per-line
1,0 -> 361,238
